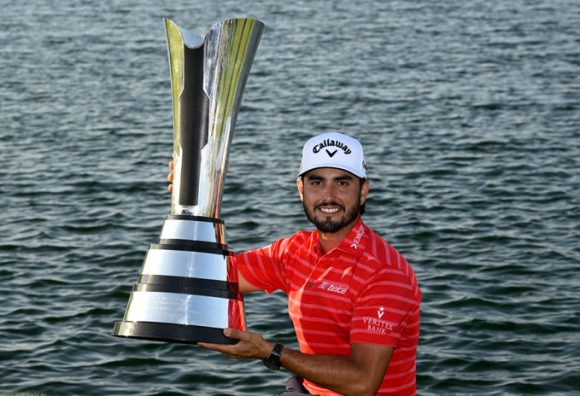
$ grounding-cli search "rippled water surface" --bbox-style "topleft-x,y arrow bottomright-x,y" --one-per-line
1,0 -> 579,395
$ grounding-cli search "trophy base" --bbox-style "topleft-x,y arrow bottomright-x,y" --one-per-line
113,321 -> 237,345
114,215 -> 246,345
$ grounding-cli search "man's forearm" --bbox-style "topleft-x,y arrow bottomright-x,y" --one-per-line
198,329 -> 391,396
279,346 -> 385,396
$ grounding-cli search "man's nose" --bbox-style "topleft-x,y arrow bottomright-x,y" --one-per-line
322,184 -> 338,200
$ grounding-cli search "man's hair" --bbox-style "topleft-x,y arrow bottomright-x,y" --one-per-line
359,178 -> 366,215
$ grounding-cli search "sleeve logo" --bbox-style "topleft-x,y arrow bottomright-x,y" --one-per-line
378,306 -> 385,319
363,313 -> 396,335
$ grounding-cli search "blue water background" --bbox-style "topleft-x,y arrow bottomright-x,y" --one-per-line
1,0 -> 579,394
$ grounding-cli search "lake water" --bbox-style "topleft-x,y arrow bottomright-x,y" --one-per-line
1,0 -> 579,394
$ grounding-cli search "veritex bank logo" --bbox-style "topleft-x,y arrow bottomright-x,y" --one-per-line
378,306 -> 385,319
361,306 -> 397,335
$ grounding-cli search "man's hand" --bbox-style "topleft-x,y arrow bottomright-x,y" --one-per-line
167,160 -> 175,192
198,328 -> 393,396
198,328 -> 274,360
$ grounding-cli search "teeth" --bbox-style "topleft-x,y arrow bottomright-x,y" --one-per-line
320,207 -> 339,214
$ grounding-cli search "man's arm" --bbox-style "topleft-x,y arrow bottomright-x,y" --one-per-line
238,272 -> 263,293
199,328 -> 393,396
280,341 -> 393,396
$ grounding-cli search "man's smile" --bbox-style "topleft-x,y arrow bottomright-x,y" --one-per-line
316,203 -> 344,215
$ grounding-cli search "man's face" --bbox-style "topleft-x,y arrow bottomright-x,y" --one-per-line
297,168 -> 370,233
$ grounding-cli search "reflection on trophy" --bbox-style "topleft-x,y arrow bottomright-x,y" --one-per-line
113,18 -> 264,344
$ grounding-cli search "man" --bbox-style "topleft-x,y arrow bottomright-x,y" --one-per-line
168,132 -> 422,395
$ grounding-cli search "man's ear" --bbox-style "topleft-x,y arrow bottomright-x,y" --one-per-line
296,177 -> 305,202
360,179 -> 370,205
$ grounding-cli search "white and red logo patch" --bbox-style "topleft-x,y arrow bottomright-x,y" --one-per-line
349,225 -> 366,250
318,281 -> 349,295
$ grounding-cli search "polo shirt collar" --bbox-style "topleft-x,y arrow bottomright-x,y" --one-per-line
337,217 -> 368,256
311,217 -> 369,257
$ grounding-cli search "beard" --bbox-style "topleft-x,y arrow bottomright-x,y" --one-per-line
303,200 -> 362,233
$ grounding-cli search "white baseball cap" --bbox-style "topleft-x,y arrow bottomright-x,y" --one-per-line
299,132 -> 367,179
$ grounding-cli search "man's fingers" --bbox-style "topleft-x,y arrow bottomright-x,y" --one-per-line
167,160 -> 174,192
198,341 -> 246,361
198,342 -> 233,353
223,328 -> 244,340
197,342 -> 218,349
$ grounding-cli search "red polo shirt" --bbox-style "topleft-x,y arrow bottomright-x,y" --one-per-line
234,218 -> 422,395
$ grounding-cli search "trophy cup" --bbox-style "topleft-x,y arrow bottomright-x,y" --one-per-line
113,18 -> 264,344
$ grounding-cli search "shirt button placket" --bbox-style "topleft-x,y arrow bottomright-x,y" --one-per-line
309,256 -> 329,288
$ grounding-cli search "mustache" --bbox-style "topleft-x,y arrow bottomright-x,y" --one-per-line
316,202 -> 345,211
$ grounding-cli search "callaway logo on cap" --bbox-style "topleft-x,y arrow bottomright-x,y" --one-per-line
299,132 -> 367,178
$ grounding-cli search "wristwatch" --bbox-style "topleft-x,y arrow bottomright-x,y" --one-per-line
263,343 -> 284,370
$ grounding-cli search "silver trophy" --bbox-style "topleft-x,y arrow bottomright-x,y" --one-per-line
113,18 -> 264,344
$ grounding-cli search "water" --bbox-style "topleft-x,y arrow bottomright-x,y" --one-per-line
1,0 -> 579,394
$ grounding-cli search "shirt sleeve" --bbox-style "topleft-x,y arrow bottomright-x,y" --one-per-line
350,265 -> 420,347
232,237 -> 291,293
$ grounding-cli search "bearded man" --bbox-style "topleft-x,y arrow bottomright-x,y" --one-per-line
169,132 -> 422,395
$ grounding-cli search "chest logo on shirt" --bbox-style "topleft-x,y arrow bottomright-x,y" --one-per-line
318,281 -> 349,295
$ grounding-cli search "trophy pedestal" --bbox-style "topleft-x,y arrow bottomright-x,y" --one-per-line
114,216 -> 245,344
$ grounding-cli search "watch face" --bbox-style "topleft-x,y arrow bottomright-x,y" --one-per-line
264,357 -> 279,370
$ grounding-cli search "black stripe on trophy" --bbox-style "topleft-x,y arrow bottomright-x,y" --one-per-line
167,214 -> 225,224
152,240 -> 231,255
113,322 -> 237,345
178,44 -> 210,207
136,274 -> 242,300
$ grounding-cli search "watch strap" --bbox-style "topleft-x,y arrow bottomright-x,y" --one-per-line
263,342 -> 284,370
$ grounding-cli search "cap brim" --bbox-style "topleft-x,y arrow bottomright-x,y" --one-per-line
299,164 -> 366,179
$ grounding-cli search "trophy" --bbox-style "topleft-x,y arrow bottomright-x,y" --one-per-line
113,18 -> 264,344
